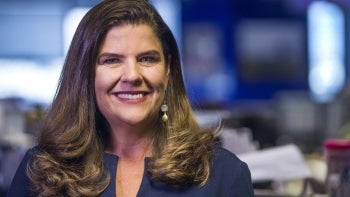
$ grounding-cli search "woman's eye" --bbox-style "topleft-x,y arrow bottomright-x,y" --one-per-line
139,56 -> 160,66
139,56 -> 155,63
104,58 -> 120,64
97,56 -> 120,65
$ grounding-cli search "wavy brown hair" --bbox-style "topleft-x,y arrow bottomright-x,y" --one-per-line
27,0 -> 216,196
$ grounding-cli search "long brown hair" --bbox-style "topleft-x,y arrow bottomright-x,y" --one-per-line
27,0 -> 216,196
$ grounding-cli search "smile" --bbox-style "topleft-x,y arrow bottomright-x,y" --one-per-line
117,93 -> 145,100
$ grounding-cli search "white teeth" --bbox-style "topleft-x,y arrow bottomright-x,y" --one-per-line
118,93 -> 144,99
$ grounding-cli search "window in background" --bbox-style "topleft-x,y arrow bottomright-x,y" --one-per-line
0,59 -> 62,104
0,5 -> 90,105
0,1 -> 66,104
151,0 -> 182,50
63,7 -> 90,55
0,1 -> 63,58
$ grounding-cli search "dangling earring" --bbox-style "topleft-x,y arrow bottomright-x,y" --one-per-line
161,102 -> 168,122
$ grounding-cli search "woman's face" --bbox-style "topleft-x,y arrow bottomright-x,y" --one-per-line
95,24 -> 169,130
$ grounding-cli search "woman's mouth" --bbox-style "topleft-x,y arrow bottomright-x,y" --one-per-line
114,91 -> 150,102
117,93 -> 145,99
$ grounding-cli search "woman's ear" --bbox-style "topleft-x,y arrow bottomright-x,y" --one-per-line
166,55 -> 171,78
163,55 -> 171,89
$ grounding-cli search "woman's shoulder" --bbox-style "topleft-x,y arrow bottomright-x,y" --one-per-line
11,146 -> 39,166
211,146 -> 251,179
26,145 -> 41,154
209,146 -> 254,196
19,146 -> 41,163
212,146 -> 244,165
6,146 -> 38,197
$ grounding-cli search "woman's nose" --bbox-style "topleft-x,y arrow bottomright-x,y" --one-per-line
120,60 -> 142,84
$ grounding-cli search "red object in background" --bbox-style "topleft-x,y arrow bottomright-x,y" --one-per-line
324,139 -> 350,197
325,139 -> 350,150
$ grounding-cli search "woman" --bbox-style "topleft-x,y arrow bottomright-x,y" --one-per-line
7,0 -> 254,196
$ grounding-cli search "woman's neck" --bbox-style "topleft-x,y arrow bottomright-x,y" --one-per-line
106,129 -> 154,160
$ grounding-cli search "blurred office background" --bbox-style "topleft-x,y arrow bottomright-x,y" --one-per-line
1,0 -> 350,195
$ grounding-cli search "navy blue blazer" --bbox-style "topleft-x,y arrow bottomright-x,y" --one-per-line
7,147 -> 254,197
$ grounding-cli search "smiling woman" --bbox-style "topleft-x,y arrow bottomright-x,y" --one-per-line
6,0 -> 254,197
95,24 -> 169,133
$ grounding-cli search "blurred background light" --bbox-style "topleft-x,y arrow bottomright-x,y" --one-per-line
63,7 -> 90,55
308,1 -> 345,103
0,59 -> 61,104
151,0 -> 182,50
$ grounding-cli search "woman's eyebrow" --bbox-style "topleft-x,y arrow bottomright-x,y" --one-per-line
137,50 -> 161,57
98,53 -> 124,58
97,50 -> 162,62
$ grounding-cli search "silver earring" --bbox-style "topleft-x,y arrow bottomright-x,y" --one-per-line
161,103 -> 168,122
